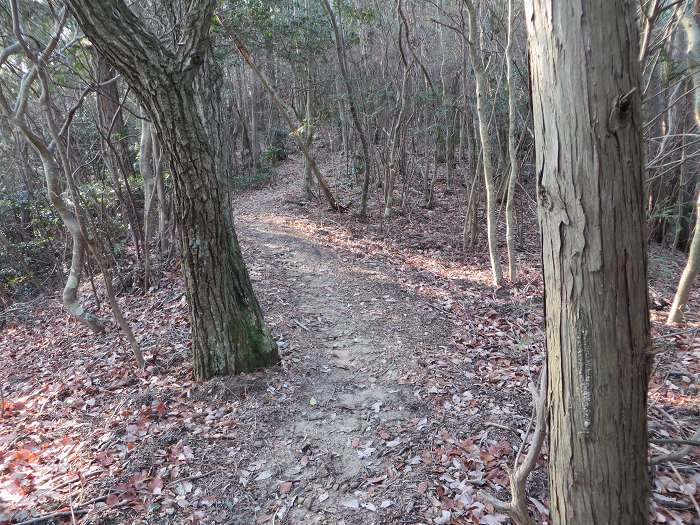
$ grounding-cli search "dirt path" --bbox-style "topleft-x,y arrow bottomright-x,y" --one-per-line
220,170 -> 457,523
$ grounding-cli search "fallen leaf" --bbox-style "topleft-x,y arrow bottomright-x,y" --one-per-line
367,475 -> 387,484
255,470 -> 272,481
342,498 -> 360,510
149,476 -> 163,495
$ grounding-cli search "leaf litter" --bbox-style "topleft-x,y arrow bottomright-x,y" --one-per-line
0,151 -> 698,524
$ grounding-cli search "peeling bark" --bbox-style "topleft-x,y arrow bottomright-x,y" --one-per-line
525,1 -> 650,523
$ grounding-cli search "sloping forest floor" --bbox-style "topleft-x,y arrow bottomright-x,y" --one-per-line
0,151 -> 699,525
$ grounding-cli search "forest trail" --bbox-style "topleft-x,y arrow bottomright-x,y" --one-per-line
229,162 -> 462,523
1,156 -> 546,525
1,156 -> 696,524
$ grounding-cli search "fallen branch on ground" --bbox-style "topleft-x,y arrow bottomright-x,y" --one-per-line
651,427 -> 700,465
13,495 -> 108,525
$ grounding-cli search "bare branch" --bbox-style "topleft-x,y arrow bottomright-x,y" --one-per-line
480,367 -> 547,525
651,427 -> 700,464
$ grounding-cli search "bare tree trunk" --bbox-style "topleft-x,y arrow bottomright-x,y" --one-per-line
140,111 -> 156,290
461,49 -> 479,250
250,79 -> 259,165
336,75 -> 349,164
321,0 -> 372,217
504,0 -> 519,282
463,0 -> 503,286
463,141 -> 481,250
668,9 -> 700,324
446,108 -> 458,193
94,54 -> 143,261
422,119 -> 432,206
668,184 -> 700,323
526,1 -> 650,523
47,155 -> 105,333
439,20 -> 455,194
384,62 -> 412,218
303,62 -> 315,198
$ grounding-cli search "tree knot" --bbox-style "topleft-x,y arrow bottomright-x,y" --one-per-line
608,87 -> 637,132
538,186 -> 553,212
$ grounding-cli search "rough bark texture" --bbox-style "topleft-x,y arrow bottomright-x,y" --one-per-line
65,0 -> 279,379
525,1 -> 650,523
152,130 -> 168,255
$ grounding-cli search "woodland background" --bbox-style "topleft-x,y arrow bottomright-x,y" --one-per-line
0,0 -> 698,524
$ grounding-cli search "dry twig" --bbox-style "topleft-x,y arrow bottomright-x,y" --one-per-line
479,367 -> 547,525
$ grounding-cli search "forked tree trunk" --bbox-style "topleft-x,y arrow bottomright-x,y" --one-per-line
66,0 -> 279,379
525,1 -> 650,523
321,0 -> 372,217
463,0 -> 503,286
446,109 -> 458,193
